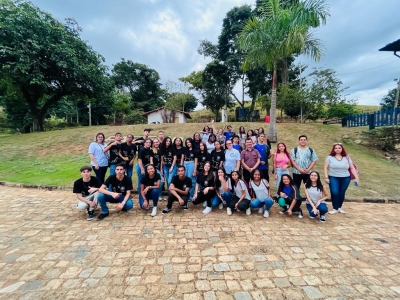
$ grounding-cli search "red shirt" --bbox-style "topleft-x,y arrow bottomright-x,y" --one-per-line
240,148 -> 261,168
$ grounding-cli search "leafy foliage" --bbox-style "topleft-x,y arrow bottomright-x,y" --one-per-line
380,88 -> 399,110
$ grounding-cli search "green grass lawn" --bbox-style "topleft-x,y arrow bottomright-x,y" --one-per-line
0,122 -> 398,198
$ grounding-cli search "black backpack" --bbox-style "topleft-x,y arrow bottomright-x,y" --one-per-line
293,147 -> 314,160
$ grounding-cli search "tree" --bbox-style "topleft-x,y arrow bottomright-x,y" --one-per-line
166,93 -> 197,112
0,1 -> 110,131
380,88 -> 399,110
111,59 -> 164,112
238,0 -> 329,141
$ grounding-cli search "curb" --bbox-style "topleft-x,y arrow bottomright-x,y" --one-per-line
1,181 -> 399,204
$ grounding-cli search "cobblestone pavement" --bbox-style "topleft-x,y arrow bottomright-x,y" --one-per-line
0,187 -> 399,300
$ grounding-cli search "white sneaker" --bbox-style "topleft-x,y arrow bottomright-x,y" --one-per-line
218,203 -> 223,209
151,207 -> 157,217
203,201 -> 207,207
227,207 -> 232,215
329,209 -> 339,214
263,210 -> 269,218
338,208 -> 346,214
203,207 -> 212,214
258,207 -> 264,214
246,208 -> 251,216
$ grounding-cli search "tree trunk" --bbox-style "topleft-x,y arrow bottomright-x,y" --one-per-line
267,63 -> 278,142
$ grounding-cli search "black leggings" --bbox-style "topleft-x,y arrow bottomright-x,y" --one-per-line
285,198 -> 302,212
93,166 -> 108,183
228,197 -> 250,211
192,191 -> 216,207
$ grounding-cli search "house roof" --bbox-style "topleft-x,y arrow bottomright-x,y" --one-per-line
379,39 -> 400,57
142,106 -> 192,119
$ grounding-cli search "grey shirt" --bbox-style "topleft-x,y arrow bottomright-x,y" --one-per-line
325,156 -> 352,177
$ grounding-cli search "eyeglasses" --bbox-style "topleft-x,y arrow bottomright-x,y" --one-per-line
334,143 -> 342,145
226,142 -> 232,145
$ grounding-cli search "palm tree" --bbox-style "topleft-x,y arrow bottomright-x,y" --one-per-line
238,0 -> 329,141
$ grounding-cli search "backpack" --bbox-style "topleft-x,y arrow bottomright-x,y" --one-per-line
346,156 -> 359,180
294,147 -> 314,160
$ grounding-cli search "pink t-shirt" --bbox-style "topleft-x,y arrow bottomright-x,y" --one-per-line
275,153 -> 290,168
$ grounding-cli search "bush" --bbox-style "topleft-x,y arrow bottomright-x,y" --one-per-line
125,111 -> 146,124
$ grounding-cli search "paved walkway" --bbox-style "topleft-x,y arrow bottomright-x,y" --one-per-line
0,186 -> 399,300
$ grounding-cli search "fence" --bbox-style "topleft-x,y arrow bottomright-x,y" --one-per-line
344,108 -> 399,129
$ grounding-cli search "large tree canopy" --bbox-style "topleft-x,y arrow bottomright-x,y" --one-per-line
380,88 -> 399,110
0,0 -> 110,131
111,59 -> 164,112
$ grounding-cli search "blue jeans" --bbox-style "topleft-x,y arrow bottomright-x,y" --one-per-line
109,164 -> 117,176
126,165 -> 133,178
156,169 -> 165,199
306,202 -> 328,217
136,163 -> 144,202
163,165 -> 177,191
140,189 -> 159,208
275,167 -> 290,188
184,161 -> 196,199
250,198 -> 274,211
329,176 -> 351,209
97,193 -> 133,214
221,192 -> 232,207
211,195 -> 222,207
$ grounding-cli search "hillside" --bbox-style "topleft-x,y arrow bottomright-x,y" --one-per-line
0,122 -> 398,198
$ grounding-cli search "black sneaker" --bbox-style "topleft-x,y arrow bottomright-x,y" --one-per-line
298,208 -> 303,219
279,206 -> 288,214
182,204 -> 189,210
97,213 -> 109,220
121,208 -> 128,212
87,210 -> 95,221
319,215 -> 326,223
162,208 -> 171,215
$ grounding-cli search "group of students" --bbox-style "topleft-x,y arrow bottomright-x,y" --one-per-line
74,123 -> 359,222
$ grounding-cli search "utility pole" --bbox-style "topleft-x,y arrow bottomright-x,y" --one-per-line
87,102 -> 92,126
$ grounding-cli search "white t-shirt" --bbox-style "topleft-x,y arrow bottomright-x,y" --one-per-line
224,148 -> 240,174
250,180 -> 269,200
206,141 -> 215,154
230,179 -> 251,200
325,156 -> 352,177
306,186 -> 325,205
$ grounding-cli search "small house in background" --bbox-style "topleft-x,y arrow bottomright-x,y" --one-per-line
142,106 -> 191,124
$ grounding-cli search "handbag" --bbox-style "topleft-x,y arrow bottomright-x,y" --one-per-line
346,156 -> 359,180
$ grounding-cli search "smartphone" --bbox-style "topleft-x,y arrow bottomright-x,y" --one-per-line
354,182 -> 358,187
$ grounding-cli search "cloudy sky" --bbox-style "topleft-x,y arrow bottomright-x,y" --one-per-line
32,0 -> 400,108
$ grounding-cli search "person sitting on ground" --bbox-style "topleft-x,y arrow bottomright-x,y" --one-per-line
277,174 -> 303,218
192,162 -> 216,214
304,171 -> 330,222
227,170 -> 252,216
162,165 -> 192,214
140,164 -> 161,217
73,166 -> 102,221
97,164 -> 133,220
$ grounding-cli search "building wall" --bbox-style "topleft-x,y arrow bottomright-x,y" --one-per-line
147,110 -> 188,124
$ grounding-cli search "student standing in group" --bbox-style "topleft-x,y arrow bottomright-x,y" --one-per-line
152,139 -> 164,201
157,131 -> 165,144
192,162 -> 216,214
257,128 -> 272,149
97,164 -> 133,220
162,165 -> 192,214
247,130 -> 257,145
232,135 -> 243,152
118,134 -> 137,178
192,132 -> 202,152
88,132 -> 109,183
241,138 -> 261,184
290,135 -> 318,190
238,126 -> 247,149
304,171 -> 330,222
201,126 -> 211,141
133,128 -> 151,150
210,141 -> 225,173
206,134 -> 216,154
254,133 -> 271,182
215,128 -> 226,146
223,140 -> 241,178
273,142 -> 291,190
140,164 -> 161,217
324,143 -> 359,215
73,166 -> 102,220
249,169 -> 274,218
197,142 -> 210,174
173,137 -> 185,167
277,174 -> 303,218
224,124 -> 235,141
160,137 -> 177,191
103,132 -> 123,175
227,170 -> 252,216
136,138 -> 154,198
183,138 -> 198,200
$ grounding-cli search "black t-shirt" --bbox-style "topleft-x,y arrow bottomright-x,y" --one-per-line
133,137 -> 145,151
174,147 -> 185,166
171,175 -> 192,191
163,147 -> 176,167
193,140 -> 201,152
138,147 -> 154,166
140,173 -> 161,187
104,175 -> 133,195
73,176 -> 102,197
108,143 -> 121,165
153,148 -> 161,170
184,147 -> 197,162
210,149 -> 225,171
197,151 -> 210,173
119,142 -> 137,166
196,173 -> 215,189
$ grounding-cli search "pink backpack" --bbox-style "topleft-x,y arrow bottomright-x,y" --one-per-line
346,157 -> 359,180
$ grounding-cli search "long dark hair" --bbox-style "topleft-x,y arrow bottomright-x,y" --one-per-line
185,137 -> 194,149
329,143 -> 348,156
160,136 -> 173,155
199,141 -> 208,153
277,174 -> 294,194
215,168 -> 228,189
305,171 -> 323,191
203,161 -> 214,182
173,137 -> 183,149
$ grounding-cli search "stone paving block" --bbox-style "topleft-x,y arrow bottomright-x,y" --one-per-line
302,286 -> 325,299
234,291 -> 252,300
